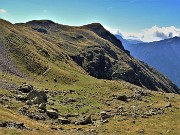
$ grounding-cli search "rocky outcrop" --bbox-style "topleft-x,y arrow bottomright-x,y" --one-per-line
71,44 -> 179,93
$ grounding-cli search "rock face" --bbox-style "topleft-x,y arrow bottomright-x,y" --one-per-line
70,24 -> 179,94
71,44 -> 179,93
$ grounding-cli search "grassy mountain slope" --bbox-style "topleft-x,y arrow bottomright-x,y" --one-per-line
0,19 -> 180,134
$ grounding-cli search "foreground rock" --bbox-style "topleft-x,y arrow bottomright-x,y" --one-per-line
18,84 -> 33,93
46,110 -> 59,119
100,111 -> 111,120
76,115 -> 92,125
27,90 -> 47,104
58,117 -> 71,124
0,121 -> 30,130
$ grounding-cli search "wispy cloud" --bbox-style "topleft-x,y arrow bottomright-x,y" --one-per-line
0,9 -> 7,14
105,25 -> 180,42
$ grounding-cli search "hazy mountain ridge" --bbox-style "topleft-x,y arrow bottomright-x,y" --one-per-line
118,36 -> 180,87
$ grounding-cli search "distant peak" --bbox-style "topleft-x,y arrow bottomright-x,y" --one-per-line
82,23 -> 104,30
0,19 -> 12,25
173,36 -> 180,39
26,20 -> 55,26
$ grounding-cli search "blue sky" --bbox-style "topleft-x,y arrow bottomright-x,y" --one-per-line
0,0 -> 180,41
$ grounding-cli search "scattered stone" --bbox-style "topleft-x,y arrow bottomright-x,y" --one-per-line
65,113 -> 79,117
0,121 -> 30,130
1,97 -> 9,102
137,129 -> 145,134
53,78 -> 57,82
164,102 -> 172,108
16,95 -> 27,101
46,110 -> 59,119
32,96 -> 46,104
69,90 -> 75,93
100,111 -> 111,120
67,98 -> 77,103
27,112 -> 46,120
38,103 -> 46,110
26,100 -> 33,105
18,84 -> 33,93
51,108 -> 59,112
116,95 -> 128,101
58,117 -> 71,124
76,115 -> 92,125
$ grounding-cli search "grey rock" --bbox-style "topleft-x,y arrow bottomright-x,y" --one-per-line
138,129 -> 145,134
32,97 -> 46,104
16,95 -> 27,101
67,98 -> 77,102
58,117 -> 71,124
26,100 -> 33,105
46,110 -> 58,119
164,102 -> 172,108
27,90 -> 47,105
76,115 -> 92,125
38,103 -> 46,110
100,111 -> 111,120
0,121 -> 29,130
116,95 -> 128,101
18,84 -> 33,93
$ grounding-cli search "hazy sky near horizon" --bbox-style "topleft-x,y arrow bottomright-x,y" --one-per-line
0,0 -> 180,42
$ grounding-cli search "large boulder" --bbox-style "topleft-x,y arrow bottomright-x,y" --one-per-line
27,90 -> 47,105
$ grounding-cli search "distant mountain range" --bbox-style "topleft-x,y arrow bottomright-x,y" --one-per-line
115,34 -> 143,47
116,34 -> 180,87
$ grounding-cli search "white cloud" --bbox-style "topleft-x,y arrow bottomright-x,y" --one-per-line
104,25 -> 180,42
0,9 -> 6,14
104,25 -> 120,35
